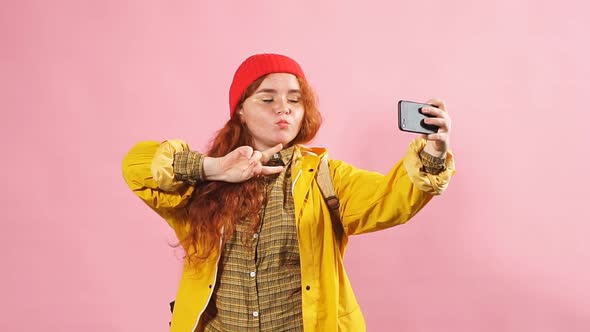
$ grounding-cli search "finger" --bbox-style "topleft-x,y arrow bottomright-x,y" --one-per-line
261,166 -> 285,175
425,98 -> 446,111
423,117 -> 448,131
426,132 -> 448,141
260,143 -> 283,163
237,145 -> 254,158
249,150 -> 264,163
249,163 -> 263,177
249,161 -> 262,175
241,165 -> 256,180
421,106 -> 446,118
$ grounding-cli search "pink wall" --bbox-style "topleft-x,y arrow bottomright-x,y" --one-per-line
1,0 -> 589,331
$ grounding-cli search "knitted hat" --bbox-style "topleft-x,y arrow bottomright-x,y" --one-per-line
229,53 -> 305,117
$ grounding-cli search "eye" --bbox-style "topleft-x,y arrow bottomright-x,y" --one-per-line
288,96 -> 301,103
260,95 -> 275,104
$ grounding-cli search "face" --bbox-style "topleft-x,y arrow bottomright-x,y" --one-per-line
239,73 -> 304,151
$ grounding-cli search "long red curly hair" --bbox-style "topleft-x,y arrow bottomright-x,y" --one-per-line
180,75 -> 322,265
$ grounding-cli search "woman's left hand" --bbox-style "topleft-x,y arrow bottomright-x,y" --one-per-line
421,98 -> 451,158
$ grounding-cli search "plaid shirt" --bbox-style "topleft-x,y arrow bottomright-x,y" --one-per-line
419,149 -> 446,174
174,146 -> 303,331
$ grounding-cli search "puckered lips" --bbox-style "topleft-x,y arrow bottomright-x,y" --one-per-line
276,119 -> 290,129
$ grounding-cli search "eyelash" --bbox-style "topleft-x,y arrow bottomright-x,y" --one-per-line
262,98 -> 300,103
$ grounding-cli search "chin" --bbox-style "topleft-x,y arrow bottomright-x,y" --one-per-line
272,134 -> 295,144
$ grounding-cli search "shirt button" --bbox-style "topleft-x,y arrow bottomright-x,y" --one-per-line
250,271 -> 256,278
253,311 -> 259,317
253,233 -> 259,239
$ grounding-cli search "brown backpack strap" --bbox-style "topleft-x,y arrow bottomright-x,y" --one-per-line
316,156 -> 344,247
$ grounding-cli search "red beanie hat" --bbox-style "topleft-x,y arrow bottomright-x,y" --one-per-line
229,53 -> 306,117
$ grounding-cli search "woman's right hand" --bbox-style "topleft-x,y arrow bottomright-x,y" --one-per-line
202,144 -> 285,183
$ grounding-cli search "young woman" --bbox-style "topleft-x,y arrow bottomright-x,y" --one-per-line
122,53 -> 455,331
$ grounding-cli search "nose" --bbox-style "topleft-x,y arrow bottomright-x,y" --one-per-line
275,97 -> 291,115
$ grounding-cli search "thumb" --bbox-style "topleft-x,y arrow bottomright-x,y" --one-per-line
235,145 -> 254,159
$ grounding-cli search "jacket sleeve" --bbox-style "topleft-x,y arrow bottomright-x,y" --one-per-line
121,140 -> 197,228
330,138 -> 455,236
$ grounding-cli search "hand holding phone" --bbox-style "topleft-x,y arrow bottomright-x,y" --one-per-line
398,100 -> 439,135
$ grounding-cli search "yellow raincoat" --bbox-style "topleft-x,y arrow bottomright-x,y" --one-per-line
122,138 -> 455,331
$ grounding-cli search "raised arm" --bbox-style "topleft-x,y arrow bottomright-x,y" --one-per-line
331,137 -> 455,236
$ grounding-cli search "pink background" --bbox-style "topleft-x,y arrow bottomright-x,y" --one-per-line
1,0 -> 589,331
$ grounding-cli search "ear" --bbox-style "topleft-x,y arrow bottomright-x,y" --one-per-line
237,107 -> 245,122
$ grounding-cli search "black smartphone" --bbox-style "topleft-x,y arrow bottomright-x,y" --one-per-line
398,100 -> 439,135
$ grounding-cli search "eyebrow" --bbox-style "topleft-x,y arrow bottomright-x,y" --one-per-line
254,88 -> 301,94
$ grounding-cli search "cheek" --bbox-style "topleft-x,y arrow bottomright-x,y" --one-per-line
242,110 -> 265,127
294,109 -> 305,128
246,116 -> 275,134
